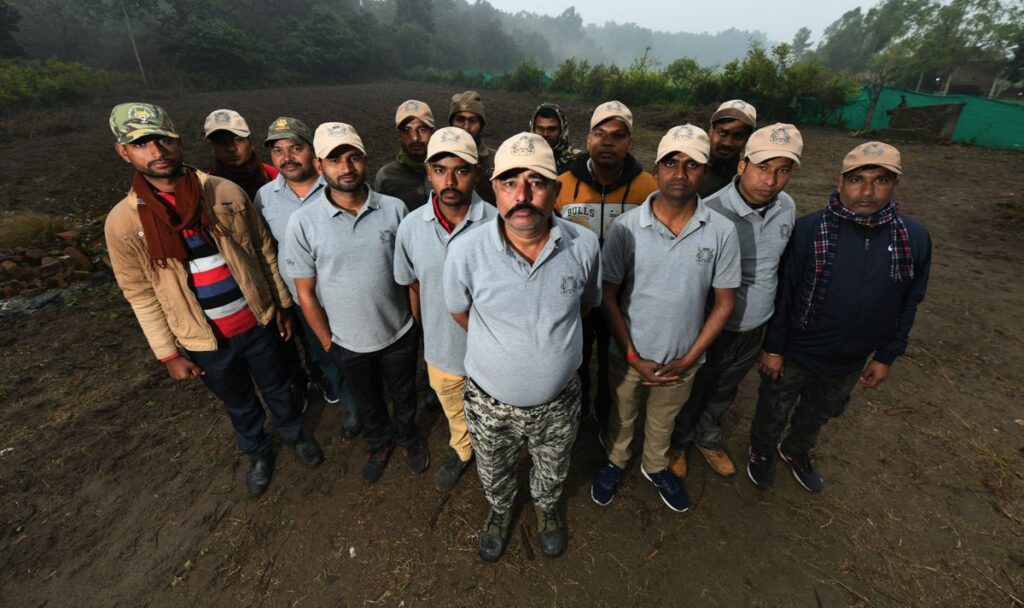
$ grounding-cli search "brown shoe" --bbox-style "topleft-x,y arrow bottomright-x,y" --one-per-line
667,448 -> 688,478
697,445 -> 736,477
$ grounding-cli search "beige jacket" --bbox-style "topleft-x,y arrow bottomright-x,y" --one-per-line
104,171 -> 293,360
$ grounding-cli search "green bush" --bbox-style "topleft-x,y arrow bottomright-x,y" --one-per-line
0,58 -> 108,110
500,58 -> 546,94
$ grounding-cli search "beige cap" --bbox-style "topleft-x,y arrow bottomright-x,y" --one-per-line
313,122 -> 365,159
448,91 -> 486,124
744,123 -> 803,166
656,124 -> 711,164
842,141 -> 902,175
492,132 -> 557,180
590,100 -> 633,133
395,99 -> 434,129
427,127 -> 478,164
710,99 -> 757,129
204,109 -> 250,138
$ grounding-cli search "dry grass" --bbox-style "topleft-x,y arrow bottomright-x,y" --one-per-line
0,211 -> 71,249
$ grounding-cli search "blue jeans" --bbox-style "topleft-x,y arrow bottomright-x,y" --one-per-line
186,323 -> 304,455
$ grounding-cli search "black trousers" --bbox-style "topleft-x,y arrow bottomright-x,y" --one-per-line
579,307 -> 611,427
186,323 -> 304,455
330,326 -> 419,451
749,358 -> 861,455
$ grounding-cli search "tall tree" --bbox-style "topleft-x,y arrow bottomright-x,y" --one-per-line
0,0 -> 26,58
791,26 -> 812,62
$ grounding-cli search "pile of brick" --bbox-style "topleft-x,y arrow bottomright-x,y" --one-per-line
0,231 -> 104,299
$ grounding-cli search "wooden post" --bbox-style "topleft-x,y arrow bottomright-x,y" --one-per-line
119,0 -> 148,88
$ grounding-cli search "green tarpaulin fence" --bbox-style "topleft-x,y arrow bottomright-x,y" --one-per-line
835,86 -> 1024,152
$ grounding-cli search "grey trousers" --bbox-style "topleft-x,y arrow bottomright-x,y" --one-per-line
671,324 -> 767,449
463,377 -> 581,513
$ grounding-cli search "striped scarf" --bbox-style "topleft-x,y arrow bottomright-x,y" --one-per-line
797,191 -> 914,328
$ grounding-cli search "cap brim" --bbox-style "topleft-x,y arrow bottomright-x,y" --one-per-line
122,128 -> 179,144
592,115 -> 632,133
206,127 -> 250,139
492,163 -> 557,181
657,148 -> 709,165
264,131 -> 310,147
843,162 -> 902,176
710,111 -> 755,128
429,150 -> 477,165
747,150 -> 801,167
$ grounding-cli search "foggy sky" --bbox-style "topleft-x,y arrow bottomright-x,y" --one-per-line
485,0 -> 869,44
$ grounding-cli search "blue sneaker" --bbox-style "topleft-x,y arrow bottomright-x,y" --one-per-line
640,465 -> 690,512
747,446 -> 774,488
778,444 -> 823,492
590,462 -> 625,506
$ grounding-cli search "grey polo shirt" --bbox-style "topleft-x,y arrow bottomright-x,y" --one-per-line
704,179 -> 796,332
444,217 -> 601,407
253,174 -> 326,296
284,187 -> 413,353
602,193 -> 741,364
394,194 -> 497,375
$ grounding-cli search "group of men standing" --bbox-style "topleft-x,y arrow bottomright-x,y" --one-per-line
105,89 -> 930,563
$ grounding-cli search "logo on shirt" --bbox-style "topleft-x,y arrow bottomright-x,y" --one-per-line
779,223 -> 792,239
379,229 -> 395,247
696,247 -> 714,264
560,276 -> 579,296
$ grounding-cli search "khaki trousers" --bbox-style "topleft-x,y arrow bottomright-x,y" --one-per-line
427,365 -> 473,461
607,354 -> 700,472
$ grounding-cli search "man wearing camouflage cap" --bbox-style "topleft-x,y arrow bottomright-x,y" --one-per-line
591,125 -> 740,513
444,133 -> 600,562
393,127 -> 497,492
669,123 -> 802,480
747,141 -> 931,493
204,109 -> 278,202
373,100 -> 435,211
554,100 -> 658,440
448,90 -> 495,202
700,99 -> 757,198
255,116 -> 361,437
104,103 -> 323,498
285,122 -> 428,484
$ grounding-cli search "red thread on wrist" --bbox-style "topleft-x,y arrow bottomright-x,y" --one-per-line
626,351 -> 639,363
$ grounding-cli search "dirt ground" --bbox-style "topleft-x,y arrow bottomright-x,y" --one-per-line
1,81 -> 1022,608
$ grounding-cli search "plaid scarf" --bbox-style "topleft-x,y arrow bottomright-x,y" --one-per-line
797,191 -> 914,328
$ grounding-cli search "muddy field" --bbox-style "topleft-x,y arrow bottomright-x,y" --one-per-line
1,81 -> 1022,607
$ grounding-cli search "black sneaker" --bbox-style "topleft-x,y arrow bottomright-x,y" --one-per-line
246,452 -> 274,497
590,461 -> 624,506
434,450 -> 471,492
747,446 -> 774,489
362,443 -> 394,484
479,507 -> 512,562
310,379 -> 340,404
778,444 -> 823,492
402,439 -> 430,475
534,505 -> 567,558
290,434 -> 324,468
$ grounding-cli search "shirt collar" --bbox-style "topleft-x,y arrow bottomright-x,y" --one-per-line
272,173 -> 325,199
722,176 -> 778,218
489,215 -> 560,252
638,191 -> 710,230
317,184 -> 377,217
422,192 -> 488,223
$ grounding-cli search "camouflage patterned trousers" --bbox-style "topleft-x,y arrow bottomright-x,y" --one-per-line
463,376 -> 581,513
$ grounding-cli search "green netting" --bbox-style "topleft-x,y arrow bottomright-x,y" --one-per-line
836,86 -> 1024,151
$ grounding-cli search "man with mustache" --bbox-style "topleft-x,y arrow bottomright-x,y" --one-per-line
554,100 -> 658,443
699,99 -> 757,198
373,100 -> 435,211
105,103 -> 322,498
255,117 -> 360,437
393,127 -> 497,492
667,124 -> 802,480
204,109 -> 278,202
747,142 -> 931,493
285,122 -> 428,484
590,125 -> 740,513
444,133 -> 600,561
448,91 -> 495,203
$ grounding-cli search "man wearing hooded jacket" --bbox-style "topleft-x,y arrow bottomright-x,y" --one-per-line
531,102 -> 583,175
554,101 -> 658,436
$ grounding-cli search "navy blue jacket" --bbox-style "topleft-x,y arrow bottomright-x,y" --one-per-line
764,209 -> 931,378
